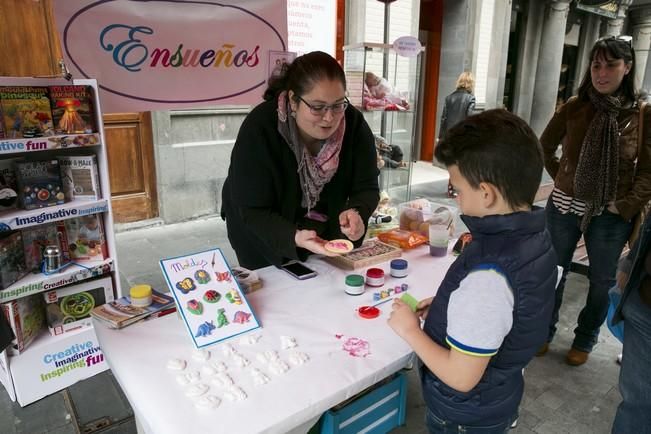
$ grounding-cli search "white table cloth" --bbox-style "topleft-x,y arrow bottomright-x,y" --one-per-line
95,245 -> 454,434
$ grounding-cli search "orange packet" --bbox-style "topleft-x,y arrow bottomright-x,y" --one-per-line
377,229 -> 428,249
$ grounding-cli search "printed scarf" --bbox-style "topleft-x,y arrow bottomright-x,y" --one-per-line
276,91 -> 345,210
574,87 -> 621,231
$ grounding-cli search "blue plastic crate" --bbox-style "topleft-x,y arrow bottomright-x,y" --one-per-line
319,371 -> 408,434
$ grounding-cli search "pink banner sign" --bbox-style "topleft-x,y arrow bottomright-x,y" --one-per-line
53,0 -> 288,113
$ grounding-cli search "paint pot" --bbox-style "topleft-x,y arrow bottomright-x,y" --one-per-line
130,284 -> 153,307
345,274 -> 365,296
390,259 -> 408,278
358,306 -> 380,319
43,245 -> 61,273
365,268 -> 385,287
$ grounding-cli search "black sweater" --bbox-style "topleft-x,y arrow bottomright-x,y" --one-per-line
221,99 -> 379,269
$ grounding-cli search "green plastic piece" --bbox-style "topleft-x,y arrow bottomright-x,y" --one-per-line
400,293 -> 418,312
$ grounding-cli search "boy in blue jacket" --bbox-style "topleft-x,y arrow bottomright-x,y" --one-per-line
389,109 -> 557,433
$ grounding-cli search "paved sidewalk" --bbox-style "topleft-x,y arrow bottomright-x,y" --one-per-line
0,172 -> 623,433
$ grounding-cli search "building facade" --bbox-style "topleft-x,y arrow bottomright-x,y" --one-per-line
147,0 -> 651,225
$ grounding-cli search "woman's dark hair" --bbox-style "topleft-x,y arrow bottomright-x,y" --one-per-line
578,36 -> 637,102
263,51 -> 346,102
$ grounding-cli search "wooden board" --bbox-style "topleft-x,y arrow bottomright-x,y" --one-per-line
323,239 -> 402,270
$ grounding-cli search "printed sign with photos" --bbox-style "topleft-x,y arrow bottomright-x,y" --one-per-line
160,248 -> 260,348
268,50 -> 296,80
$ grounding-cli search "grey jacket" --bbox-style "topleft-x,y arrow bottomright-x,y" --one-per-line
438,89 -> 476,139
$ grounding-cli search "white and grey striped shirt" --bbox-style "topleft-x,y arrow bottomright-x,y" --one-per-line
551,187 -> 587,216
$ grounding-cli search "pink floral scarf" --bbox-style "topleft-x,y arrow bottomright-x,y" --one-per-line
277,91 -> 345,210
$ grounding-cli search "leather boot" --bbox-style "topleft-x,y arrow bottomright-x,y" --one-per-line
566,348 -> 589,366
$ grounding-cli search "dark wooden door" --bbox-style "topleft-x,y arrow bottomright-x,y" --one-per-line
0,0 -> 159,223
103,113 -> 158,223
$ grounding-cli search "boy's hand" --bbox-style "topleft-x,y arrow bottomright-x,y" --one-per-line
388,299 -> 420,339
416,296 -> 434,320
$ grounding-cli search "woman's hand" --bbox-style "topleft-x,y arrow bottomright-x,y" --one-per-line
388,299 -> 420,339
295,229 -> 338,256
415,296 -> 434,320
339,209 -> 365,241
607,202 -> 620,215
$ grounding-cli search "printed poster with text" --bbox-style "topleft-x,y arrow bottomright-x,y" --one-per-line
160,248 -> 260,348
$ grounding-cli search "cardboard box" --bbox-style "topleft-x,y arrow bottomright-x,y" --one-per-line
0,230 -> 28,290
9,325 -> 107,406
1,294 -> 45,355
14,159 -> 65,210
58,155 -> 101,201
43,276 -> 114,336
57,214 -> 108,262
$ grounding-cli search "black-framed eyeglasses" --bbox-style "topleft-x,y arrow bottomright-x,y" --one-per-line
297,96 -> 349,116
597,35 -> 633,48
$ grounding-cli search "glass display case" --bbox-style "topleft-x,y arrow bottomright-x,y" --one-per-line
343,42 -> 422,208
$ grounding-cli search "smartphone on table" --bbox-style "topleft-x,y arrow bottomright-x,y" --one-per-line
280,260 -> 318,280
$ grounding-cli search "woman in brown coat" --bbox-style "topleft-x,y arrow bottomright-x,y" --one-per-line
539,36 -> 651,366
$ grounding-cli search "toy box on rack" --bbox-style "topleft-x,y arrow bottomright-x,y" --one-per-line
0,158 -> 19,211
0,230 -> 28,290
14,159 -> 65,210
0,86 -> 53,139
318,370 -> 407,434
49,85 -> 96,134
43,276 -> 113,336
1,293 -> 46,355
398,199 -> 457,239
21,223 -> 65,273
57,213 -> 108,262
58,155 -> 101,201
9,325 -> 107,406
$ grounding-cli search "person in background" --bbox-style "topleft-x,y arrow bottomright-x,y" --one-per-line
221,51 -> 379,270
611,213 -> 651,434
388,109 -> 557,433
538,35 -> 651,366
438,72 -> 476,198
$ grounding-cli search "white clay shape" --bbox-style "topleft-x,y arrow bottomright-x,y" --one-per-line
250,368 -> 270,385
176,370 -> 200,386
211,372 -> 234,387
233,353 -> 250,368
211,361 -> 228,372
192,349 -> 211,362
239,334 -> 261,346
224,386 -> 247,401
280,335 -> 297,349
195,395 -> 221,410
257,350 -> 279,364
201,365 -> 218,377
221,343 -> 237,357
268,360 -> 290,375
185,383 -> 209,397
288,351 -> 310,366
166,358 -> 186,371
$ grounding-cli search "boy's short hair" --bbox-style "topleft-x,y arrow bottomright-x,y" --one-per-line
435,109 -> 543,209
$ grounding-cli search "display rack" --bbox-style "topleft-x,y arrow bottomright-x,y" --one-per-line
0,77 -> 120,406
343,42 -> 423,206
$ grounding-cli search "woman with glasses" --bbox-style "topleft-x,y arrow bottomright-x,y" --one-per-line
539,35 -> 651,367
221,51 -> 379,269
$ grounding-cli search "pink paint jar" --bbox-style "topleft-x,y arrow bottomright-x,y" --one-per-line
365,268 -> 385,287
